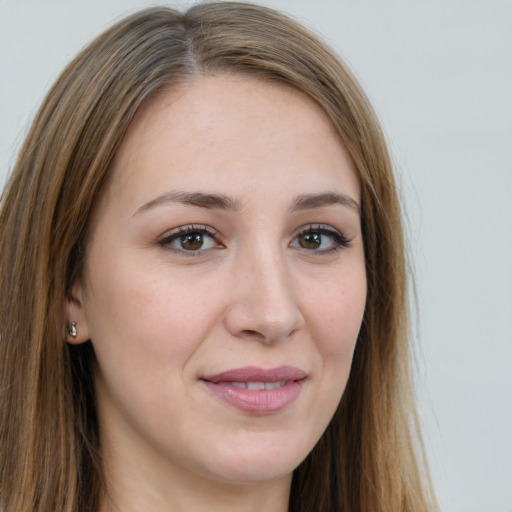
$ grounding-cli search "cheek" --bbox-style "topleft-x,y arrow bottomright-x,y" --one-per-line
85,266 -> 216,408
85,266 -> 231,402
305,270 -> 367,360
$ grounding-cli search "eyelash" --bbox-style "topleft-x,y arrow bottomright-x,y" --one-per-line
158,224 -> 222,256
157,223 -> 351,256
293,224 -> 351,254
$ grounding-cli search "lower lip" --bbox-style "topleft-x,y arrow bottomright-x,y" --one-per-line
201,380 -> 305,414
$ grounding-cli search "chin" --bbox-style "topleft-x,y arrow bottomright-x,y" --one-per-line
196,432 -> 313,485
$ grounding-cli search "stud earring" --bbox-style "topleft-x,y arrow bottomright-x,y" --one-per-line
67,322 -> 77,339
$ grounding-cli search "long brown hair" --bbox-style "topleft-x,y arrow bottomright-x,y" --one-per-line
0,3 -> 437,511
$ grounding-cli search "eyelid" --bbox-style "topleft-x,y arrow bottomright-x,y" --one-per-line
157,223 -> 351,257
158,224 -> 223,255
291,223 -> 352,253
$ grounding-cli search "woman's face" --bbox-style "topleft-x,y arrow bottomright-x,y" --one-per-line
69,75 -> 366,488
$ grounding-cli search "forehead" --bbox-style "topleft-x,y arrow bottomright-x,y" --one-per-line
102,74 -> 359,213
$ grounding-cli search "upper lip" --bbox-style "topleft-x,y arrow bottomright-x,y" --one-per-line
201,365 -> 307,383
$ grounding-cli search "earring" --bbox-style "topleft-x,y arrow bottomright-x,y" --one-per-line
67,321 -> 77,339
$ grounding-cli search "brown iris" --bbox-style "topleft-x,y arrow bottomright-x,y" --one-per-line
180,233 -> 204,250
298,232 -> 321,249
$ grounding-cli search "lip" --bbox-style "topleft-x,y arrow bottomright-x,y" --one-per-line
200,366 -> 307,415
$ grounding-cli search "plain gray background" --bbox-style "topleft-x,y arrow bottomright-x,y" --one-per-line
1,1 -> 511,510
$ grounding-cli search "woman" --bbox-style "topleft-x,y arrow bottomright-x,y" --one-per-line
0,3 -> 438,511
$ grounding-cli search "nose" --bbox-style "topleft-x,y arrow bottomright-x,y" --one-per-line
223,248 -> 305,344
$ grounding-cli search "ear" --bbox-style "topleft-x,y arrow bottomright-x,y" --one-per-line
65,282 -> 91,344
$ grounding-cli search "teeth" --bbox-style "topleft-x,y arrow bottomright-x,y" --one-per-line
264,381 -> 283,390
247,381 -> 265,390
226,381 -> 286,390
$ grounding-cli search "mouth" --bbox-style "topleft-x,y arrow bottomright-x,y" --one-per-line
200,366 -> 307,415
219,381 -> 289,390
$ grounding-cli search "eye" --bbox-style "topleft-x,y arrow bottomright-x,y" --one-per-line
158,225 -> 220,254
291,225 -> 351,253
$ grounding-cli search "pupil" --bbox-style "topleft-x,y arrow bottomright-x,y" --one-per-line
181,233 -> 203,250
301,233 -> 320,249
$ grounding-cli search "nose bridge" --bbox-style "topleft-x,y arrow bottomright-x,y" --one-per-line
225,241 -> 303,342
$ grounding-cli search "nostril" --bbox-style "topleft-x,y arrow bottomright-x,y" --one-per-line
241,329 -> 266,340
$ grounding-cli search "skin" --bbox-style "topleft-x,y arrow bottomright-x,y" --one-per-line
67,75 -> 367,512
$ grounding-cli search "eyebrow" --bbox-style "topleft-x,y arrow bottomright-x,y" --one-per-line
134,190 -> 360,216
290,192 -> 360,214
134,191 -> 242,216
